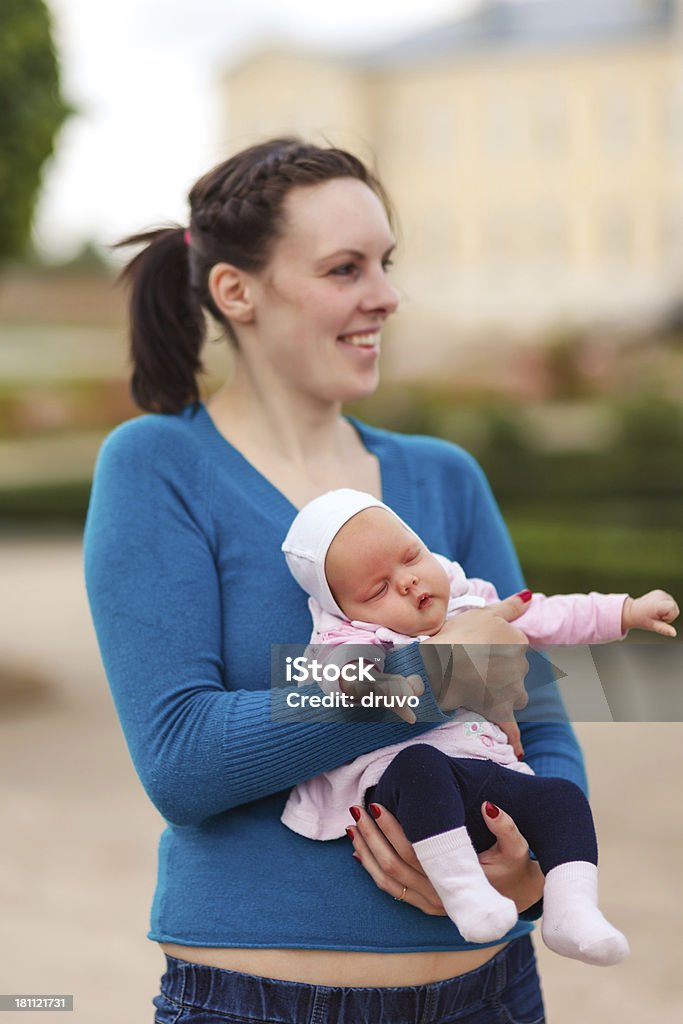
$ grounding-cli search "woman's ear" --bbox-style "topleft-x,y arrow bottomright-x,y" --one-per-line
208,263 -> 255,324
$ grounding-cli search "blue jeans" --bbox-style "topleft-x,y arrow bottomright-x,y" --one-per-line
152,936 -> 545,1023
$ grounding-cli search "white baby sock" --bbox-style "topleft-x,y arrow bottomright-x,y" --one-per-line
541,861 -> 630,966
412,826 -> 518,943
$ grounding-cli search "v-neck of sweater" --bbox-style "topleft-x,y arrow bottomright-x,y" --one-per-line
184,401 -> 418,527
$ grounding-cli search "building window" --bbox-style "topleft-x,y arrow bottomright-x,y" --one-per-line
663,81 -> 683,152
422,104 -> 456,160
535,203 -> 569,263
533,92 -> 568,155
601,89 -> 634,156
481,94 -> 522,158
660,205 -> 683,268
481,207 -> 517,267
601,207 -> 633,264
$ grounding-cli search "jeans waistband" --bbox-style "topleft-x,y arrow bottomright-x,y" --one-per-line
160,936 -> 535,1024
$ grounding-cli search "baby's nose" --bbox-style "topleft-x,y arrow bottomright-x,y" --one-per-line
399,572 -> 419,594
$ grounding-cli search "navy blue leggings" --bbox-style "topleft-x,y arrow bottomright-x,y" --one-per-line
365,744 -> 597,875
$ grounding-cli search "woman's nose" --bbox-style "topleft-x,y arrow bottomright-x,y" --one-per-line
360,268 -> 400,315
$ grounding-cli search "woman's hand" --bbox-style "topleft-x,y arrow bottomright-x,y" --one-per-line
477,802 -> 544,913
340,666 -> 425,724
346,801 -> 544,917
346,803 -> 447,915
494,720 -> 524,761
420,593 -> 531,721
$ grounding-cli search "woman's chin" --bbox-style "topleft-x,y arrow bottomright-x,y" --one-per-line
338,371 -> 381,404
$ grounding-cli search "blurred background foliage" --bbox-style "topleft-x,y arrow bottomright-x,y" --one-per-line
1,254 -> 681,603
349,372 -> 683,598
0,0 -> 70,265
0,0 -> 681,605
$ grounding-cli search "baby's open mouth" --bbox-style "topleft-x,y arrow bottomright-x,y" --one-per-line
418,593 -> 432,610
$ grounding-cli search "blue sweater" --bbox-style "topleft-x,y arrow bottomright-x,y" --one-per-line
83,403 -> 587,952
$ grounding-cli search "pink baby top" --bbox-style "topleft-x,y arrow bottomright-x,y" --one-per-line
281,555 -> 627,841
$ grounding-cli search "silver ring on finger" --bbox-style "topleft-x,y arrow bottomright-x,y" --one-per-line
394,885 -> 408,902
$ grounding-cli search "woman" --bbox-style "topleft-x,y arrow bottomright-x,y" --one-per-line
85,137 -> 585,1022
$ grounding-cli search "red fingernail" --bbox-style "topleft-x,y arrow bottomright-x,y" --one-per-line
349,806 -> 361,822
345,827 -> 355,840
518,589 -> 532,603
352,852 -> 361,862
369,803 -> 382,819
517,753 -> 524,761
485,802 -> 500,818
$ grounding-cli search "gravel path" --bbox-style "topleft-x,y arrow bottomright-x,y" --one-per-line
1,538 -> 681,1022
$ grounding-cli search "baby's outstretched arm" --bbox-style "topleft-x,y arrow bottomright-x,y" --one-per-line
621,590 -> 679,637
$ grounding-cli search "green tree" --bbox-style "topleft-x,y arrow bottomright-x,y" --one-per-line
0,0 -> 70,264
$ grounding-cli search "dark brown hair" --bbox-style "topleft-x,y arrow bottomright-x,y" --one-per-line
115,137 -> 394,413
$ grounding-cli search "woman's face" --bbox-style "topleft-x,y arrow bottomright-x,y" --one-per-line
246,177 -> 399,403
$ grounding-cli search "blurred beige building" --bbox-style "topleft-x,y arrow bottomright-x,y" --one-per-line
222,0 -> 683,373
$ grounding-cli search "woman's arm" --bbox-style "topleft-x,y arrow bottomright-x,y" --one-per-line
84,422 -> 445,827
451,451 -> 588,793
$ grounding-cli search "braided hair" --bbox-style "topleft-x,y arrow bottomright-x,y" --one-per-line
116,137 -> 394,414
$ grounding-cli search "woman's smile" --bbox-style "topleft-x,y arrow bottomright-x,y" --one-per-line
337,328 -> 382,348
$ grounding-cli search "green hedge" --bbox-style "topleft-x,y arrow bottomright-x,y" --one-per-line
2,393 -> 681,602
506,517 -> 683,597
0,479 -> 90,528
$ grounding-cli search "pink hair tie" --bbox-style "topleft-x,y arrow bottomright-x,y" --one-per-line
183,229 -> 192,247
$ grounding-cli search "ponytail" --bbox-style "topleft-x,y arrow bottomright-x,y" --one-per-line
115,226 -> 205,413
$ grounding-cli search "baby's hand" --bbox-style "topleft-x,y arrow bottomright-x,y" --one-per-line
495,720 -> 524,761
622,590 -> 679,637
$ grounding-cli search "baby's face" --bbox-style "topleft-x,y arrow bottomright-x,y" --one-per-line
325,508 -> 451,636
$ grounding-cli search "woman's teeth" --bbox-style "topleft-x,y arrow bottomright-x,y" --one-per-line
338,332 -> 380,347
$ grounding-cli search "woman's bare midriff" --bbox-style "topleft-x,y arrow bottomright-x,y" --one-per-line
159,942 -> 508,986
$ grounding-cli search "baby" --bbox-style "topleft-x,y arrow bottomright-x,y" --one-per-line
281,489 -> 679,966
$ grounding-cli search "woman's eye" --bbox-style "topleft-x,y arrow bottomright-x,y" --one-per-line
330,258 -> 393,277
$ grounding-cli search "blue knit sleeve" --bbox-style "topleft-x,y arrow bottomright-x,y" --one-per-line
84,420 -> 447,828
441,446 -> 588,796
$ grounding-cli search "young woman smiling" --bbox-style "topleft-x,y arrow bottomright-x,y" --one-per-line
84,137 -> 579,1023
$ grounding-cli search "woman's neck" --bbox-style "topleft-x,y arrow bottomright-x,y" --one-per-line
206,374 -> 349,470
204,365 -> 382,508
